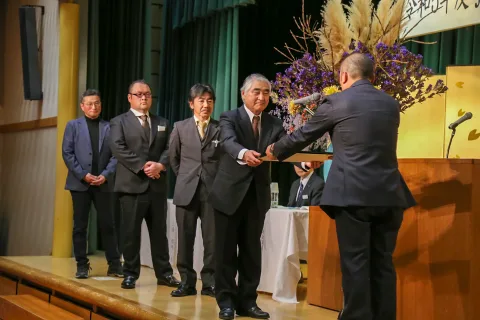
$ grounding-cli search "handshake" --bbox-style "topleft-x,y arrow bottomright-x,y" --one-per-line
241,143 -> 323,170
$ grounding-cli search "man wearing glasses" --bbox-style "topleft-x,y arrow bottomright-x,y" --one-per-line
109,80 -> 180,289
62,89 -> 123,279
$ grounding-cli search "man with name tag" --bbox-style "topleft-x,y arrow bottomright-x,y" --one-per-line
109,79 -> 180,290
169,84 -> 221,298
287,165 -> 324,207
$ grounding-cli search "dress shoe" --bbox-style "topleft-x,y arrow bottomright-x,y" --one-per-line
75,263 -> 91,279
121,276 -> 137,289
157,274 -> 180,287
107,262 -> 124,278
201,285 -> 215,297
219,307 -> 234,320
171,284 -> 197,297
237,306 -> 270,319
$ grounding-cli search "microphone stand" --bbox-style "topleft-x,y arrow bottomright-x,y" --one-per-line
446,128 -> 456,158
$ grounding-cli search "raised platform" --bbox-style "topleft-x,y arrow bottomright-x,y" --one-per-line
0,255 -> 338,319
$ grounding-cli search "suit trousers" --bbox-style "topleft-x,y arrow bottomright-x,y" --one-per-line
176,181 -> 215,287
215,182 -> 265,310
70,188 -> 120,266
334,206 -> 403,320
119,188 -> 173,279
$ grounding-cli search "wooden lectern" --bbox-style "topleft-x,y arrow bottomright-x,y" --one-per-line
307,159 -> 480,320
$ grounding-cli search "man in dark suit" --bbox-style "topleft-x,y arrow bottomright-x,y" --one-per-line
209,74 -> 319,320
62,89 -> 122,279
287,166 -> 324,207
169,84 -> 221,298
267,53 -> 416,320
109,80 -> 179,289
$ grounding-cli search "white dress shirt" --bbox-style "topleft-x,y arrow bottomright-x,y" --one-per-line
194,115 -> 211,137
296,170 -> 314,200
238,105 -> 261,164
130,108 -> 151,128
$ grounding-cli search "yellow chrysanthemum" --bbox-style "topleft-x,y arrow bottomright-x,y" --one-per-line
288,100 -> 301,115
374,85 -> 382,90
322,86 -> 340,96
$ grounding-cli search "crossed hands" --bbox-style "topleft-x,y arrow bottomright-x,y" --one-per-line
83,174 -> 106,186
143,161 -> 165,179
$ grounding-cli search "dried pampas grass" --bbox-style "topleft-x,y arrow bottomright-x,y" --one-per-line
346,0 -> 373,45
315,0 -> 353,70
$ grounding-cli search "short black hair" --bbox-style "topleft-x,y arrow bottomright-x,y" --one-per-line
128,79 -> 151,93
340,53 -> 374,80
188,83 -> 216,102
80,89 -> 101,103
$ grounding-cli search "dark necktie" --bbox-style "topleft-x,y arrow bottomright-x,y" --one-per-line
296,181 -> 304,206
139,115 -> 150,141
252,115 -> 260,141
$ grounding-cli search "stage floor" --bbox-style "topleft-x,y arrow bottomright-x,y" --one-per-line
2,255 -> 339,320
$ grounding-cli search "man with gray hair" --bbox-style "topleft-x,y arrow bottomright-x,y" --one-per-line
209,74 -> 319,319
267,53 -> 416,320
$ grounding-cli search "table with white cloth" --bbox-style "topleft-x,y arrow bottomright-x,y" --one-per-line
140,200 -> 309,303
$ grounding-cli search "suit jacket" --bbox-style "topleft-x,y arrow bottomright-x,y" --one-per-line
169,117 -> 222,206
62,117 -> 117,192
273,79 -> 416,217
109,110 -> 170,194
209,106 -> 286,216
287,173 -> 324,207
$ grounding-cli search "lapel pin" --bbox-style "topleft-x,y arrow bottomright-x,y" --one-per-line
212,140 -> 219,147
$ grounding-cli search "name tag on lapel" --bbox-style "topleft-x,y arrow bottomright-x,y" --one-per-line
158,125 -> 166,132
302,195 -> 308,200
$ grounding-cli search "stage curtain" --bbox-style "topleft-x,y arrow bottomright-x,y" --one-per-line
157,0 -> 250,196
86,0 -> 149,252
171,0 -> 255,28
405,24 -> 480,74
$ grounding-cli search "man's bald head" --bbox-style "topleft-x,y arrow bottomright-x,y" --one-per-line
339,53 -> 374,90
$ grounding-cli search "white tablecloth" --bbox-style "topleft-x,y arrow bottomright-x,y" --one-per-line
140,201 -> 309,303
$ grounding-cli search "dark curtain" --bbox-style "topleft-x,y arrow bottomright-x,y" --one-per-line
404,25 -> 480,74
157,0 -> 252,197
171,0 -> 255,28
86,0 -> 148,252
88,0 -> 147,120
237,0 -> 325,206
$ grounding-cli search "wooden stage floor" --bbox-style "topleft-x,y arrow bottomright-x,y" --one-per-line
1,255 -> 339,320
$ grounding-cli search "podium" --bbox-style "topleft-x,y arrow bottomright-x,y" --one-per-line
307,159 -> 480,320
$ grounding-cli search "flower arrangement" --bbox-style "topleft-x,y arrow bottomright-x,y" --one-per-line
270,0 -> 448,151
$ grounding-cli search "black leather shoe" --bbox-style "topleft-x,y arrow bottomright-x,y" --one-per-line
201,285 -> 215,297
237,306 -> 270,319
219,308 -> 234,320
171,284 -> 197,297
107,262 -> 124,278
157,274 -> 180,287
121,276 -> 137,289
75,263 -> 91,279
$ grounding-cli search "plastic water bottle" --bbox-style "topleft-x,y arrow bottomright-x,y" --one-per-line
270,182 -> 279,208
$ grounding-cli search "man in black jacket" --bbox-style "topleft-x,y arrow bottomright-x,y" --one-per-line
109,80 -> 179,290
267,53 -> 416,320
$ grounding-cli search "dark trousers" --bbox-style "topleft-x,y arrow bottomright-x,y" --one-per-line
176,182 -> 215,287
215,183 -> 265,310
334,206 -> 403,320
70,189 -> 120,266
119,189 -> 172,279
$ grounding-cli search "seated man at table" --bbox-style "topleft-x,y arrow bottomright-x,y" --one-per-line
287,165 -> 324,207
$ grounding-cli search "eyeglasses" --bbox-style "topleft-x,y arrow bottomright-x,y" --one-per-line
130,92 -> 152,98
83,101 -> 101,107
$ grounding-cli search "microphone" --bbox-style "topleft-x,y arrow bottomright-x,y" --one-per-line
448,112 -> 472,130
291,92 -> 322,105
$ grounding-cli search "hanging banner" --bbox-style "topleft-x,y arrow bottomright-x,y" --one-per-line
402,0 -> 480,38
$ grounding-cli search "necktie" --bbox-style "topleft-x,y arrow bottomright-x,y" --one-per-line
252,115 -> 260,141
198,121 -> 207,139
139,115 -> 150,141
296,181 -> 304,206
